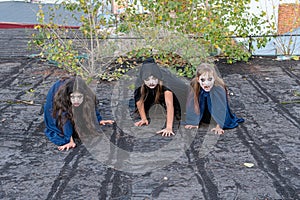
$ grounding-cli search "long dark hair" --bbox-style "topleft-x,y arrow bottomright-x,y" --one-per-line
72,77 -> 100,140
52,76 -> 95,137
52,77 -> 76,134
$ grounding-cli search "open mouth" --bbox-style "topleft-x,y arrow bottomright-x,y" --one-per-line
203,86 -> 211,90
148,84 -> 156,88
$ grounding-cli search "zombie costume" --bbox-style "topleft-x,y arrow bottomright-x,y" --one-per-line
185,86 -> 244,128
134,58 -> 188,123
44,79 -> 102,146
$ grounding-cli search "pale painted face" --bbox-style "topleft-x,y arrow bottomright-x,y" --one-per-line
144,75 -> 159,89
198,72 -> 215,92
70,92 -> 84,107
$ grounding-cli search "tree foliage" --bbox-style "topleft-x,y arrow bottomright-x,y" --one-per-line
120,0 -> 275,63
31,1 -> 116,80
30,0 -> 276,80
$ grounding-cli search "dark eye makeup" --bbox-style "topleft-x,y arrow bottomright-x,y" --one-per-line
70,95 -> 83,99
200,77 -> 213,82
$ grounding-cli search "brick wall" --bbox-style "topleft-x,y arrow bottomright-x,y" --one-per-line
278,3 -> 300,34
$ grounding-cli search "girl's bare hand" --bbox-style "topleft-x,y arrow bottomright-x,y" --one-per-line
156,128 -> 174,137
185,125 -> 198,129
100,120 -> 114,125
211,125 -> 224,135
134,119 -> 149,126
58,140 -> 76,151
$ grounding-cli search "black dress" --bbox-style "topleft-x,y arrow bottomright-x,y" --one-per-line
134,85 -> 181,121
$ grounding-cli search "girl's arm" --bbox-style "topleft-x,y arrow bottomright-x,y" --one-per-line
134,99 -> 149,126
57,120 -> 76,151
95,108 -> 102,122
62,119 -> 74,144
157,90 -> 174,136
184,89 -> 201,128
164,90 -> 174,130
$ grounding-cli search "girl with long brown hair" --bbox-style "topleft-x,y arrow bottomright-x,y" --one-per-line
44,76 -> 113,151
185,63 -> 244,134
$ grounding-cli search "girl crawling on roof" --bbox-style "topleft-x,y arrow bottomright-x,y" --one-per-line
133,58 -> 186,137
44,76 -> 114,151
185,63 -> 244,134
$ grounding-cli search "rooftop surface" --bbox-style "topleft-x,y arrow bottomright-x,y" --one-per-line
0,29 -> 299,199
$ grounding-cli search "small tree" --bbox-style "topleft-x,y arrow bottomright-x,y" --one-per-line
31,1 -> 117,80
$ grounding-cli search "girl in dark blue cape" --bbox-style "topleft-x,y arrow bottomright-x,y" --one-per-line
44,76 -> 113,151
185,63 -> 244,134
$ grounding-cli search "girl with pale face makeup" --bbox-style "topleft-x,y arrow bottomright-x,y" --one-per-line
44,76 -> 114,151
134,58 -> 182,137
70,92 -> 84,107
198,72 -> 215,92
185,63 -> 244,134
143,75 -> 159,89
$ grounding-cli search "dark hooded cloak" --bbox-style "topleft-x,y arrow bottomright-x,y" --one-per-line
134,58 -> 189,122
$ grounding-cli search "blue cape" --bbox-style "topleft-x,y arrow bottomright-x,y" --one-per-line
185,86 -> 244,129
44,80 -> 73,145
44,79 -> 102,146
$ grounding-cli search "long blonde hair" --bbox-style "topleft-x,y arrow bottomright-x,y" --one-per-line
190,63 -> 226,114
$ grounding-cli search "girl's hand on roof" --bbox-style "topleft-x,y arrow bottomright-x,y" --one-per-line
58,137 -> 76,151
157,128 -> 174,137
184,125 -> 198,129
134,119 -> 149,126
100,120 -> 114,125
211,125 -> 224,135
